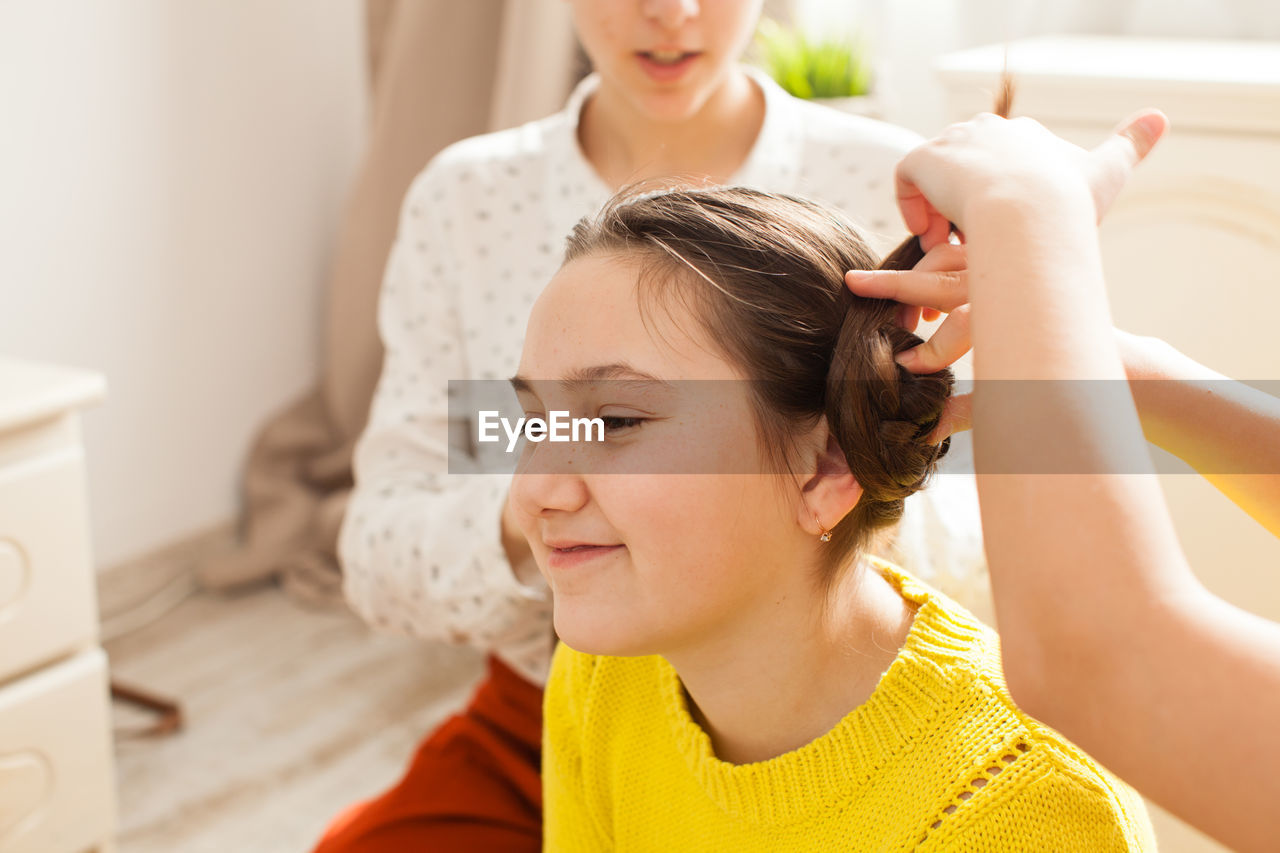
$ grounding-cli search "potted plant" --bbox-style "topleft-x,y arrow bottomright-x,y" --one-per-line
753,18 -> 880,118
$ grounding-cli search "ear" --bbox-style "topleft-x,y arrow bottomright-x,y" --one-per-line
795,418 -> 863,537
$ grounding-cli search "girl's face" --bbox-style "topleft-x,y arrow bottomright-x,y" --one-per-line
567,0 -> 765,122
509,252 -> 812,656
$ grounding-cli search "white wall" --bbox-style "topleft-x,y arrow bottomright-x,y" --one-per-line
0,1 -> 367,568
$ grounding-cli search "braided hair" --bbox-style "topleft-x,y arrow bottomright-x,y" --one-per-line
563,186 -> 953,584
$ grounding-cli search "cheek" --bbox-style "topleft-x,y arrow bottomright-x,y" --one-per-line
637,394 -> 765,476
640,477 -> 797,642
511,494 -> 538,541
562,475 -> 796,654
508,470 -> 539,528
611,475 -> 788,585
709,0 -> 762,54
574,7 -> 624,64
592,476 -> 721,574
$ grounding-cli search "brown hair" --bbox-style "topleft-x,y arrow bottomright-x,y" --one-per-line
562,186 -> 953,586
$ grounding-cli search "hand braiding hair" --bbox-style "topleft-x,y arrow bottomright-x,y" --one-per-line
878,72 -> 1015,272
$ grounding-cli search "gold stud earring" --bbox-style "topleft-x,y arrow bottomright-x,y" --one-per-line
815,515 -> 831,542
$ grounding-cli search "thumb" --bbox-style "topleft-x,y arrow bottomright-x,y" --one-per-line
1111,109 -> 1169,166
1089,109 -> 1169,220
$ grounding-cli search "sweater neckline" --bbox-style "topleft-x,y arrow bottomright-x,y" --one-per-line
659,560 -> 988,827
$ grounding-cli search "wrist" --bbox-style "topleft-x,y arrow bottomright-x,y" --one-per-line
963,186 -> 1116,382
962,176 -> 1095,238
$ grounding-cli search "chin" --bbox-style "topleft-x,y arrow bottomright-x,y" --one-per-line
628,82 -> 718,123
553,601 -> 654,658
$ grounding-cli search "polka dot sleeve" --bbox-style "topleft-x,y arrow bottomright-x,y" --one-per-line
339,167 -> 552,651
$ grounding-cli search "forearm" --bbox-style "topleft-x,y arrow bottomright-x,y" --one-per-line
963,194 -> 1196,710
966,197 -> 1280,851
1059,579 -> 1280,853
1120,332 -> 1280,536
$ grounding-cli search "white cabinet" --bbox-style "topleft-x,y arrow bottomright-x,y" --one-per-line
937,36 -> 1280,853
0,359 -> 114,852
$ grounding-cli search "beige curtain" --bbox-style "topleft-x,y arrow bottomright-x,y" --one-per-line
199,0 -> 578,599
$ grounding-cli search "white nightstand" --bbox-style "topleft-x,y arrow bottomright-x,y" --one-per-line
0,358 -> 115,852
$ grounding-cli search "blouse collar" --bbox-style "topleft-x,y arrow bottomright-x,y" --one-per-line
553,64 -> 806,209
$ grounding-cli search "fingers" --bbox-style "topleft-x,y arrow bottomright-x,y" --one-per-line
919,215 -> 953,252
849,239 -> 964,288
895,172 -> 932,236
894,305 -> 971,373
903,306 -> 943,327
897,303 -> 923,333
895,163 -> 951,241
847,242 -> 968,330
845,266 -> 968,314
914,240 -> 966,274
928,393 -> 973,444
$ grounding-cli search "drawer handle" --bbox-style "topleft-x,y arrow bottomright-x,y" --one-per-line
0,539 -> 29,621
0,750 -> 53,843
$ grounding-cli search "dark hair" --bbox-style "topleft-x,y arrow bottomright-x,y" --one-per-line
563,186 -> 953,586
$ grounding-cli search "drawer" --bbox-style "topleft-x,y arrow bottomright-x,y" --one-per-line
0,648 -> 115,853
0,417 -> 99,685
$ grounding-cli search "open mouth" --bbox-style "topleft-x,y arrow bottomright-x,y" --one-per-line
640,50 -> 699,66
636,50 -> 703,81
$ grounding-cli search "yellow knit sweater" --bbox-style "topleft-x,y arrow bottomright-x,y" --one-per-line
543,562 -> 1156,851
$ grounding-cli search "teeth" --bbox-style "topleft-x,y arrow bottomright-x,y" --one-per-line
648,50 -> 685,64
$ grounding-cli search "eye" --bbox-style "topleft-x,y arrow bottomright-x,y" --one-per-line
601,415 -> 646,433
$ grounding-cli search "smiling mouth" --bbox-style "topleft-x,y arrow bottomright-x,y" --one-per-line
546,543 -> 624,569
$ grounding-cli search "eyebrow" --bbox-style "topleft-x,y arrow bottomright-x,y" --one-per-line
509,363 -> 674,394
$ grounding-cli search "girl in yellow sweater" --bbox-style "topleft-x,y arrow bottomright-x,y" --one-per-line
506,180 -> 1157,850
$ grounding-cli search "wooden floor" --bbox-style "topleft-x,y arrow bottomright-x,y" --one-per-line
104,581 -> 484,853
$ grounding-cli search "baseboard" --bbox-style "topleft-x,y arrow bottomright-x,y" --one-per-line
96,521 -> 237,623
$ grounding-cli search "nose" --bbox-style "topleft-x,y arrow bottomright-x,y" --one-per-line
510,442 -> 591,519
641,0 -> 700,31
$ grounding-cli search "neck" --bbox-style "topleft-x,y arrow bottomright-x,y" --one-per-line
667,560 -> 916,766
578,67 -> 765,189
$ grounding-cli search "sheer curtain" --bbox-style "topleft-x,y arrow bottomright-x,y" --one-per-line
199,0 -> 577,597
